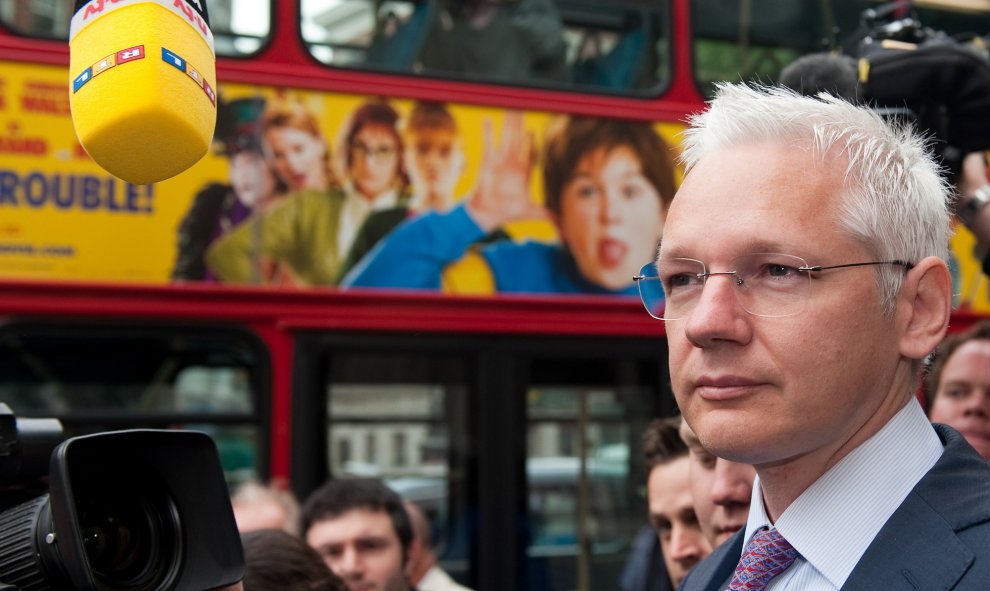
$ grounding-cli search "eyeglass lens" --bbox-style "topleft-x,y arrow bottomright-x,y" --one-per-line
639,253 -> 812,320
351,142 -> 397,159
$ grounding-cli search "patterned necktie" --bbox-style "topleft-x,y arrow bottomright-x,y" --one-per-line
727,526 -> 799,591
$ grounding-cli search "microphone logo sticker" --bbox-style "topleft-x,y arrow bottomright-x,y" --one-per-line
72,45 -> 145,93
161,47 -> 216,107
72,45 -> 214,109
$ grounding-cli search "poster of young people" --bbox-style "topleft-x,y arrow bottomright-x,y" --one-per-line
1,67 -> 989,309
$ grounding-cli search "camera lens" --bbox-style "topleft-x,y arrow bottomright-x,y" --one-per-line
75,486 -> 181,591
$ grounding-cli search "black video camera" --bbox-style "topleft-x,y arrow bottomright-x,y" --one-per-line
0,404 -> 244,591
853,1 -> 990,178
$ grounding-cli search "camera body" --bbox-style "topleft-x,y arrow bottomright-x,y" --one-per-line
853,2 -> 990,177
0,404 -> 244,591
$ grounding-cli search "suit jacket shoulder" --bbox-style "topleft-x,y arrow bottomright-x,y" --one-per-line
678,425 -> 990,591
841,424 -> 990,590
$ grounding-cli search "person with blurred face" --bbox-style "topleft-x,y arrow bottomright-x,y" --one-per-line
403,103 -> 464,212
302,479 -> 413,591
925,321 -> 990,460
678,418 -> 754,548
404,500 -> 473,591
262,100 -> 332,193
643,417 -> 712,588
337,102 -> 467,279
230,480 -> 301,536
644,83 -> 990,591
228,151 -> 279,210
207,100 -> 402,287
172,97 -> 286,282
337,101 -> 410,258
343,113 -> 676,295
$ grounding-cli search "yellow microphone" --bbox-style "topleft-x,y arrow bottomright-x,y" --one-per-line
69,0 -> 217,185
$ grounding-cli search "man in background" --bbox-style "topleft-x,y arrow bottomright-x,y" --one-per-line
925,321 -> 990,460
302,478 -> 414,591
678,419 -> 755,549
642,417 -> 712,588
231,479 -> 301,535
404,500 -> 472,591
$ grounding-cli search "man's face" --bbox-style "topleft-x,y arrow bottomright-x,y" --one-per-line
679,420 -> 754,547
647,456 -> 712,587
306,508 -> 409,591
930,339 -> 990,459
662,141 -> 901,471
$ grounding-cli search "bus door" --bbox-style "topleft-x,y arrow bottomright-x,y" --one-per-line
290,330 -> 674,591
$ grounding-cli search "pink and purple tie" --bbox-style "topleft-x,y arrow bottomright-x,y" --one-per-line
727,526 -> 799,591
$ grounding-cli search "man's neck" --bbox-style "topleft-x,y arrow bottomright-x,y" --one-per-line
756,389 -> 914,521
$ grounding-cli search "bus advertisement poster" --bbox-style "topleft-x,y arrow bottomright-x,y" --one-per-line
0,62 -> 987,310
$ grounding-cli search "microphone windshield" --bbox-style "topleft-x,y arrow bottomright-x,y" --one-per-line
69,0 -> 217,185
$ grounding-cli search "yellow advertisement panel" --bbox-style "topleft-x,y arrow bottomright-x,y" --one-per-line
1,60 -> 988,309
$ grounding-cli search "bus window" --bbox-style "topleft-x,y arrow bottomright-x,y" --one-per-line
301,0 -> 670,95
0,0 -> 271,57
691,0 -> 990,98
0,0 -> 71,39
0,322 -> 266,486
524,356 -> 664,591
321,350 -> 471,578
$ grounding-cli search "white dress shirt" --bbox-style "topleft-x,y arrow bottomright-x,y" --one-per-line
417,565 -> 473,591
740,400 -> 944,590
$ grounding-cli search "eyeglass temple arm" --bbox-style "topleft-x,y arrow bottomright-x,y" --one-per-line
799,260 -> 914,272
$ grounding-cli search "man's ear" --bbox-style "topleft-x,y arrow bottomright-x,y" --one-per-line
405,536 -> 424,575
898,256 -> 952,360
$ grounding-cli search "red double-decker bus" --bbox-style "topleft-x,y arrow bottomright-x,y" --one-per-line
1,1 -> 987,589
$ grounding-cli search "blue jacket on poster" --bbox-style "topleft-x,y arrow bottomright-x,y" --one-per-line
341,204 -> 640,296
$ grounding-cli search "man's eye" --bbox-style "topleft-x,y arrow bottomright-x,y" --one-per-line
768,264 -> 793,276
357,539 -> 387,552
667,273 -> 697,288
692,450 -> 716,468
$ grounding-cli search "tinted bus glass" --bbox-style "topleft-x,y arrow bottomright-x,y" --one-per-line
321,350 -> 472,582
0,322 -> 266,485
301,0 -> 670,95
524,355 -> 662,591
691,0 -> 990,97
0,0 -> 271,57
295,332 -> 672,591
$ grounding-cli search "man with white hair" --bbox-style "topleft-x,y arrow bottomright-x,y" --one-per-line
635,83 -> 990,590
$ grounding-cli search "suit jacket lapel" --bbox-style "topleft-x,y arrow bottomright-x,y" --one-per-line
841,424 -> 990,590
679,529 -> 743,591
839,489 -> 974,590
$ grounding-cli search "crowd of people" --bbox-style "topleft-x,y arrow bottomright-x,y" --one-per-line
222,477 -> 471,591
196,49 -> 990,589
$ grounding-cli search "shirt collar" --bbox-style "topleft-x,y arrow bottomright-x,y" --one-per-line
343,181 -> 402,209
742,400 -> 943,588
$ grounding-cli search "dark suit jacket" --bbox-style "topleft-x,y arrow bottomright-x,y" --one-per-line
679,424 -> 990,591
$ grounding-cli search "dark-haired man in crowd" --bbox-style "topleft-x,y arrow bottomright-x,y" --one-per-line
643,417 -> 712,588
302,478 -> 415,591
